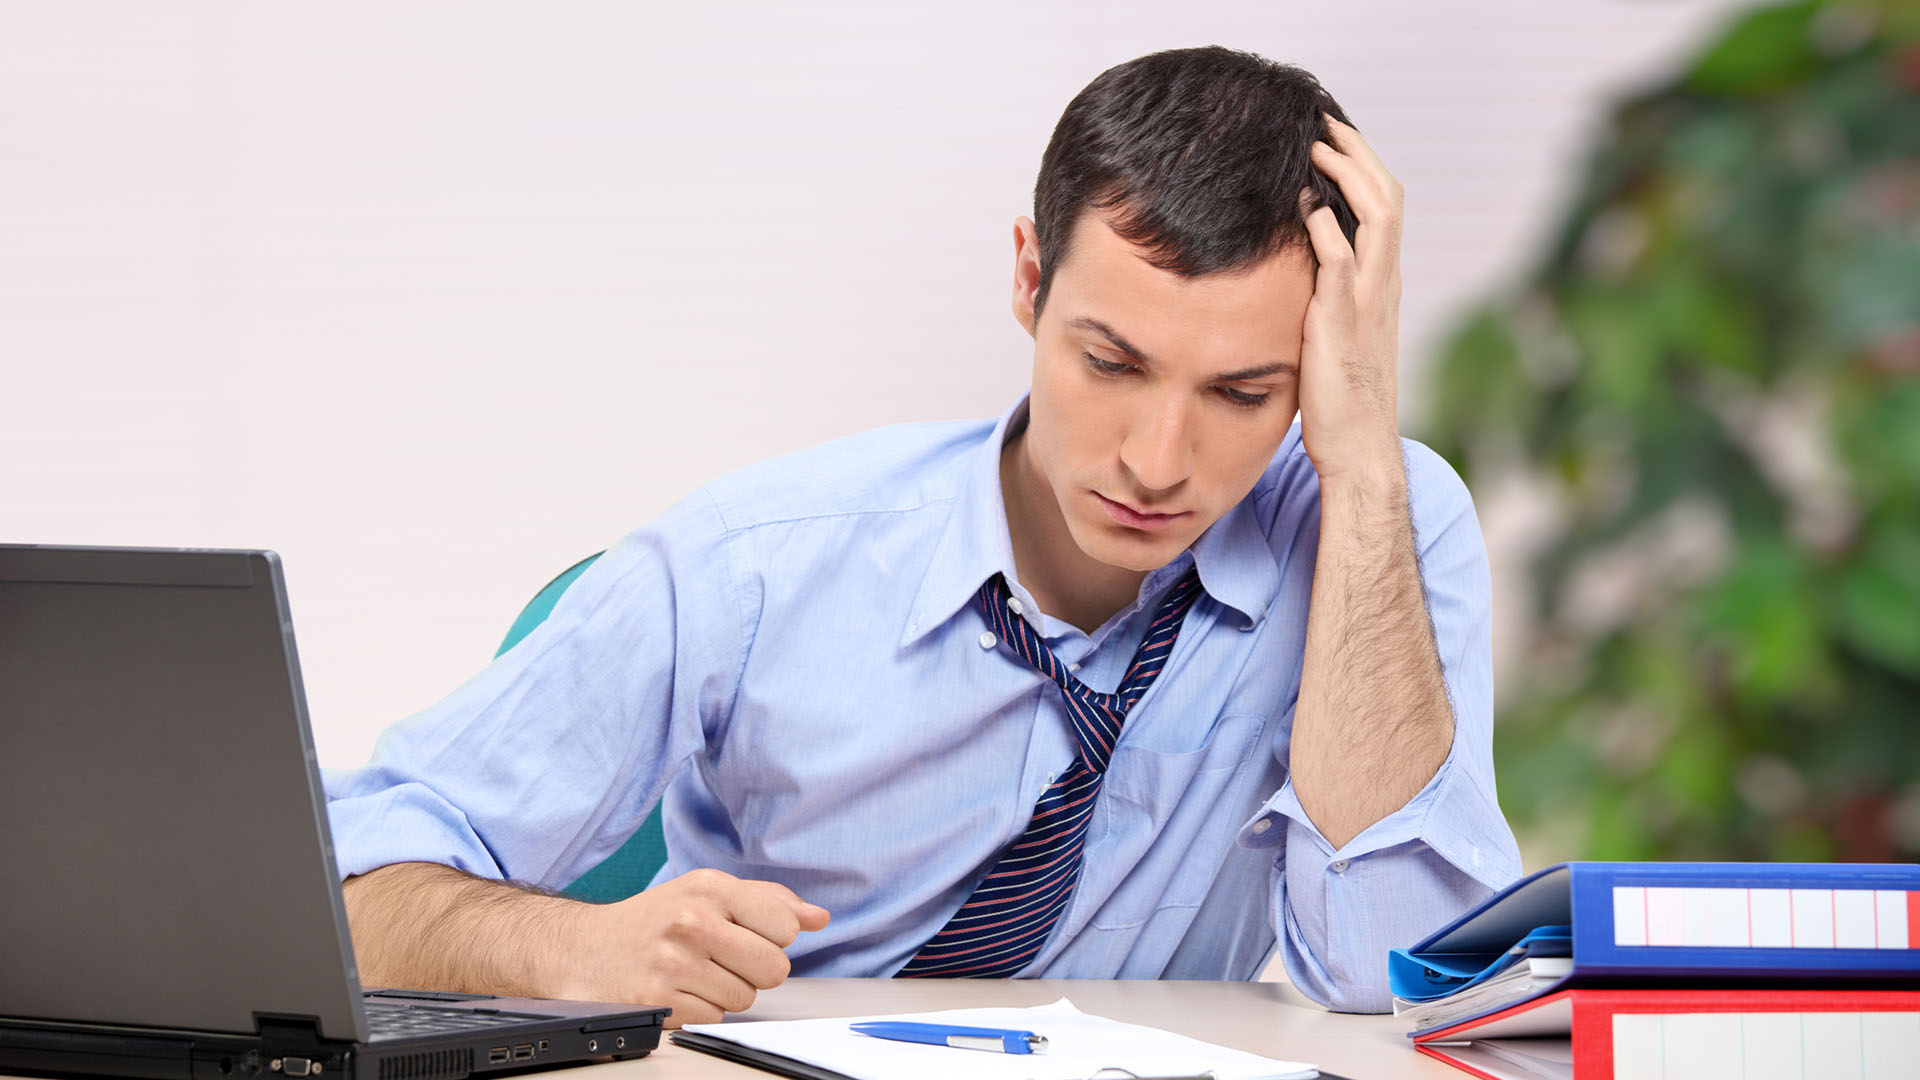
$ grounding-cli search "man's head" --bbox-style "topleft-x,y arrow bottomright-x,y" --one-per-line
1008,46 -> 1359,575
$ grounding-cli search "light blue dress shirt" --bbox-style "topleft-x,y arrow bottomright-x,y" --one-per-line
323,398 -> 1521,1011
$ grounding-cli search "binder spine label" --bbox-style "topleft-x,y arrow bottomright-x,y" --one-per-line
1610,1010 -> 1920,1078
1612,887 -> 1918,950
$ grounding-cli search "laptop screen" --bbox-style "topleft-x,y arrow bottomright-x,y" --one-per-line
0,546 -> 367,1042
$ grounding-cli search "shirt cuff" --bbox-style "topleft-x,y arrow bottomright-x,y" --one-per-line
321,768 -> 507,882
1239,744 -> 1522,1012
1234,741 -> 1518,889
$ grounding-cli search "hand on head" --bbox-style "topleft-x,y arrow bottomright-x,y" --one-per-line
1296,114 -> 1407,486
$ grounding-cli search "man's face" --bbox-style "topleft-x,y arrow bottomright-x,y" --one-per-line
1013,210 -> 1314,573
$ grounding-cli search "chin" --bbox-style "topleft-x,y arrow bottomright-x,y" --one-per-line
1068,518 -> 1194,574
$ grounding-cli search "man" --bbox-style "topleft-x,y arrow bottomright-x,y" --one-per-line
324,46 -> 1521,1024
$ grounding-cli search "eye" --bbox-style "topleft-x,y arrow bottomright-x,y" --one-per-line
1082,351 -> 1135,378
1217,386 -> 1270,409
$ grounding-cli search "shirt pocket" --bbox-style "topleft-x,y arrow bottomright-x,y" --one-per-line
1083,713 -> 1263,930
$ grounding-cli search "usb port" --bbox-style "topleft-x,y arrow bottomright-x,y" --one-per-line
536,1042 -> 548,1053
487,1048 -> 510,1065
512,1046 -> 534,1061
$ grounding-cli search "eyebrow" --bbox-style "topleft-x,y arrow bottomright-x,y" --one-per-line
1067,316 -> 1298,382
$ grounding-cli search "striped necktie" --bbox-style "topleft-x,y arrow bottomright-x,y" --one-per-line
896,568 -> 1205,978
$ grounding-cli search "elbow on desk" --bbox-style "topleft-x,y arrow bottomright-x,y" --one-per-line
1282,961 -> 1395,1015
1306,983 -> 1395,1015
1273,922 -> 1396,1014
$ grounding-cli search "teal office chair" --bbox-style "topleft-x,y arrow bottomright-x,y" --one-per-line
496,553 -> 670,903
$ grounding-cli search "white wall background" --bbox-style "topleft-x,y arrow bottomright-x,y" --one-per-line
2,0 -> 1756,768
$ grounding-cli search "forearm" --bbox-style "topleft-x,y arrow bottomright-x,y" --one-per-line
1291,456 -> 1454,848
342,862 -> 587,998
342,862 -> 828,1022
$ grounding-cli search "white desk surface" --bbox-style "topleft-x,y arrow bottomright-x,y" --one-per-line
607,978 -> 1459,1079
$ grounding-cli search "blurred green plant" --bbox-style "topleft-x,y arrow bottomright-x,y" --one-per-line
1423,0 -> 1920,863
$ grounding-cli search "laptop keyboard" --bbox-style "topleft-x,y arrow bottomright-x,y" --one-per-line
364,1001 -> 546,1041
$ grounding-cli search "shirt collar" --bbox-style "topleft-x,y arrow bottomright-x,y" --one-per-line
1188,469 -> 1282,629
899,396 -> 1282,649
900,399 -> 1026,649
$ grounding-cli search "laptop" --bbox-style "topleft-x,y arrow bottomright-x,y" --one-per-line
0,544 -> 669,1080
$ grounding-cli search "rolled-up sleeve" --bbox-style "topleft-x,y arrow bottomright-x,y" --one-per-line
1242,440 -> 1521,1012
321,488 -> 755,891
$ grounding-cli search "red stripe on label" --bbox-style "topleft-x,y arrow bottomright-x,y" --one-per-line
1909,891 -> 1920,949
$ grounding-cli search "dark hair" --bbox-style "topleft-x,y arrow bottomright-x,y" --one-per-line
1032,46 -> 1361,318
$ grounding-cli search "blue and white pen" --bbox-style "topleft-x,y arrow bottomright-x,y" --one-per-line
849,1021 -> 1049,1054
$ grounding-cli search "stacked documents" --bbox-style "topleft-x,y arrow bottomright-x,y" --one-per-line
1393,955 -> 1572,1031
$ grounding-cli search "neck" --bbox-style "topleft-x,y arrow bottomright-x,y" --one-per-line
999,429 -> 1147,634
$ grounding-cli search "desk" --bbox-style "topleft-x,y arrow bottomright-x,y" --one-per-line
612,979 -> 1457,1079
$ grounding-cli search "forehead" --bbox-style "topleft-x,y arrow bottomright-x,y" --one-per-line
1046,210 -> 1315,367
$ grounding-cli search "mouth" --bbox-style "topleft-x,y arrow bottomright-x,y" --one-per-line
1093,492 -> 1189,533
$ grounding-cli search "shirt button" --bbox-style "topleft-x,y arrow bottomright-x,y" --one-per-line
1330,859 -> 1349,873
1067,661 -> 1080,673
1250,818 -> 1272,836
978,631 -> 997,649
1006,596 -> 1024,616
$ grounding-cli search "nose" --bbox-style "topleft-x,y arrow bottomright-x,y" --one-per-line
1118,393 -> 1195,495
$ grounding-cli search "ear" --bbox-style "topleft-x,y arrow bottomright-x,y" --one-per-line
1011,216 -> 1041,339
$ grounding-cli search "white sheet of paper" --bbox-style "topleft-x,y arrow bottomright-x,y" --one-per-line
680,997 -> 1318,1080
